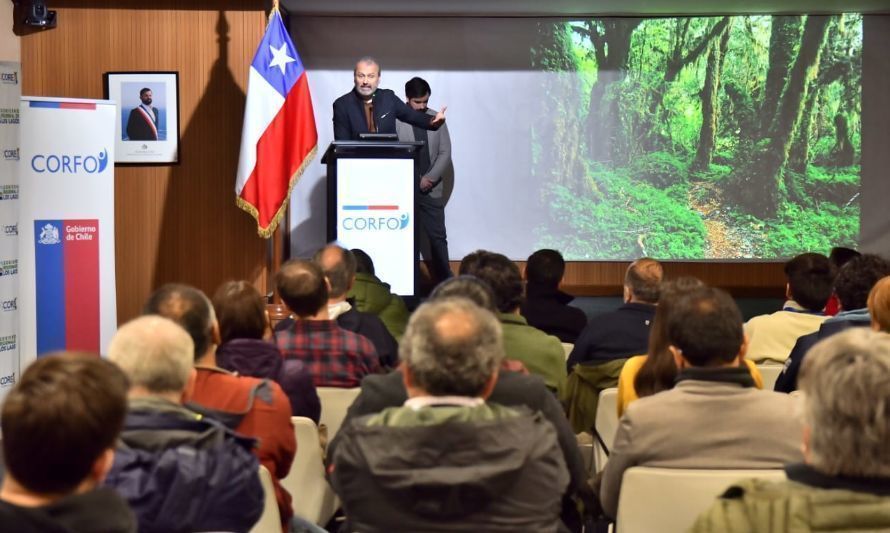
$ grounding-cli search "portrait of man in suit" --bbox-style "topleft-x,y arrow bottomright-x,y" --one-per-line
125,87 -> 160,141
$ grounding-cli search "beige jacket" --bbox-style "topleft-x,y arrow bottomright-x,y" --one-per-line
744,300 -> 827,363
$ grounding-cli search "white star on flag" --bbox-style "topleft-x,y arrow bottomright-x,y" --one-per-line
268,43 -> 295,75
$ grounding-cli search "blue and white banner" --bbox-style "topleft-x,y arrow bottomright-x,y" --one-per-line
0,61 -> 20,400
18,97 -> 117,368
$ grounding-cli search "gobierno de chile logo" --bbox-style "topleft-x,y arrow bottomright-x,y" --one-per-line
342,205 -> 410,231
31,148 -> 109,174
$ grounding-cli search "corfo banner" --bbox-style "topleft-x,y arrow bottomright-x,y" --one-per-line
18,97 -> 117,367
0,61 -> 20,400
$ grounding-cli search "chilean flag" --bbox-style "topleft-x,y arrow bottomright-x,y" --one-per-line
236,10 -> 317,237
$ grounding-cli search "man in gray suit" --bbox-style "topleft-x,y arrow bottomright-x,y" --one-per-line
599,286 -> 804,519
396,77 -> 453,283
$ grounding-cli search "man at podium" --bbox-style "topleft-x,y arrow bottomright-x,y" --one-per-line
332,57 -> 446,141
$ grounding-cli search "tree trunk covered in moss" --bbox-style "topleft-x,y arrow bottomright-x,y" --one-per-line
531,22 -> 587,194
788,85 -> 820,174
730,15 -> 830,219
692,22 -> 732,172
759,16 -> 803,135
830,113 -> 855,167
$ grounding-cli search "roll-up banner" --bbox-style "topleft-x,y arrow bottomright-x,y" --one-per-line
18,97 -> 117,369
0,62 -> 20,399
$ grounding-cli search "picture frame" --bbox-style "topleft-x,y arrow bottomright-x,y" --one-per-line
104,71 -> 180,164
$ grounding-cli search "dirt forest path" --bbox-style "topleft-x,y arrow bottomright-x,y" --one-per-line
687,181 -> 755,259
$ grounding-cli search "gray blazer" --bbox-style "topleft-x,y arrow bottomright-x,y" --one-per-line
396,108 -> 452,200
599,379 -> 804,518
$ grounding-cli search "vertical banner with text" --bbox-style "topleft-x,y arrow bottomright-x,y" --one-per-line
0,62 -> 21,400
18,97 -> 116,368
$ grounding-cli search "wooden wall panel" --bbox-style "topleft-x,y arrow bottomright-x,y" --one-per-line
22,1 -> 787,327
21,1 -> 269,324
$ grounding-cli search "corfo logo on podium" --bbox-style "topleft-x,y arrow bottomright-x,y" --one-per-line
342,205 -> 410,231
31,148 -> 109,174
1,298 -> 15,311
0,372 -> 14,388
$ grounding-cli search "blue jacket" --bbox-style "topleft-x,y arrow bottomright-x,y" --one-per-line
104,398 -> 263,533
774,309 -> 871,393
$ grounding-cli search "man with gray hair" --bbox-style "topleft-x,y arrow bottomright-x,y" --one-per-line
104,315 -> 263,533
330,298 -> 569,532
692,327 -> 890,532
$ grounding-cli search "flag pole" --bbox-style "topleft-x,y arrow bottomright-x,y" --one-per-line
266,0 -> 288,315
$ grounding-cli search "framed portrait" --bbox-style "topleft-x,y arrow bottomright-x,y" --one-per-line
104,71 -> 180,164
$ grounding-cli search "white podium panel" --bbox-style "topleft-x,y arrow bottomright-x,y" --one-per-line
335,158 -> 415,295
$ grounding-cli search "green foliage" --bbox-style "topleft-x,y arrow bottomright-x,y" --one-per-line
537,168 -> 706,259
628,151 -> 689,187
732,201 -> 859,257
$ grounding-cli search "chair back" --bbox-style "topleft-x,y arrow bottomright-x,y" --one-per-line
616,466 -> 786,533
317,386 -> 361,441
592,387 -> 618,472
248,466 -> 281,533
756,363 -> 785,390
561,342 -> 574,361
281,416 -> 338,526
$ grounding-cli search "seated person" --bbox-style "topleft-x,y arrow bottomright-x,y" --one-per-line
330,298 -> 569,532
617,277 -> 764,416
275,259 -> 380,387
870,275 -> 890,332
0,354 -> 136,533
459,250 -> 566,393
744,253 -> 834,363
520,249 -> 587,343
105,315 -> 263,532
823,246 -> 860,315
568,258 -> 663,367
692,328 -> 890,532
213,280 -> 321,423
775,254 -> 890,392
599,287 -> 803,519
145,284 -> 296,528
349,248 -> 409,340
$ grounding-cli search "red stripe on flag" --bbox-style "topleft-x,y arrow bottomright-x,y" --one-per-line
240,74 -> 317,229
63,220 -> 100,353
59,102 -> 97,110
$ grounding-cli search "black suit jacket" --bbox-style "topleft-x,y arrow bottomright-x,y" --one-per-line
332,88 -> 438,140
126,106 -> 159,141
327,369 -> 589,497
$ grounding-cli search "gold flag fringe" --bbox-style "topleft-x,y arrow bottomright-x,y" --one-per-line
237,144 -> 318,239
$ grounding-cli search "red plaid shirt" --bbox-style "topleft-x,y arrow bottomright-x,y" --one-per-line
275,319 -> 380,387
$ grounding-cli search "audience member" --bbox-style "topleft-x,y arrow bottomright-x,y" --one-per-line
692,328 -> 890,532
104,316 -> 263,532
599,287 -> 803,518
0,355 -> 136,533
275,259 -> 380,386
310,244 -> 399,368
775,254 -> 890,392
330,298 -> 569,532
567,258 -> 663,368
520,249 -> 587,343
144,284 -> 296,528
458,250 -> 566,393
213,280 -> 321,423
744,253 -> 834,363
328,275 -> 591,531
824,246 -> 860,315
349,248 -> 410,340
617,277 -> 764,416
869,276 -> 890,332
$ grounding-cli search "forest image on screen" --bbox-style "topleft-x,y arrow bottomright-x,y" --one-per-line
531,15 -> 861,260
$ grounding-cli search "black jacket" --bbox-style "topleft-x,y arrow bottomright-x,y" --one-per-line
0,488 -> 136,533
332,88 -> 438,140
520,285 -> 588,343
567,302 -> 656,369
330,407 -> 568,532
328,369 -> 588,497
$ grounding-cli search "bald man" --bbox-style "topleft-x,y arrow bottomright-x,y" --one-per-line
567,258 -> 664,368
332,56 -> 445,140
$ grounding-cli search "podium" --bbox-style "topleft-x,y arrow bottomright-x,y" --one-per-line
322,141 -> 424,296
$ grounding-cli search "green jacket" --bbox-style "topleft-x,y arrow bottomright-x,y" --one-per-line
562,359 -> 626,434
691,473 -> 890,532
498,313 -> 567,395
348,272 -> 409,340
